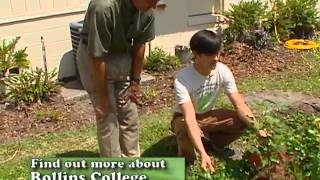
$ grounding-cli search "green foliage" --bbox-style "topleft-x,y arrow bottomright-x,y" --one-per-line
271,0 -> 320,40
186,102 -> 320,179
35,107 -> 65,122
4,67 -> 60,103
223,0 -> 270,44
270,0 -> 294,41
227,110 -> 320,179
143,87 -> 157,102
0,36 -> 30,77
144,47 -> 181,72
224,0 -> 320,44
247,30 -> 273,50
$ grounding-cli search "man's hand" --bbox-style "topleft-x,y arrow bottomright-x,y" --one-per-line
119,81 -> 143,107
237,105 -> 256,127
200,153 -> 215,173
129,81 -> 143,104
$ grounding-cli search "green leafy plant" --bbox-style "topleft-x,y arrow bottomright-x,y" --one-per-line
0,36 -> 30,77
223,0 -> 320,44
186,108 -> 319,179
144,88 -> 157,102
144,47 -> 181,72
4,67 -> 60,103
287,0 -> 319,39
271,0 -> 320,41
244,113 -> 320,179
223,0 -> 271,44
269,0 -> 294,42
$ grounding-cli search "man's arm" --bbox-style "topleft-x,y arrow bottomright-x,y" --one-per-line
131,43 -> 146,81
180,102 -> 215,172
227,91 -> 255,127
121,43 -> 145,105
228,91 -> 270,137
92,57 -> 110,120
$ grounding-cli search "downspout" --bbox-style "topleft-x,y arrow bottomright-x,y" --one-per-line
212,0 -> 227,51
148,0 -> 167,56
213,0 -> 228,36
213,0 -> 224,16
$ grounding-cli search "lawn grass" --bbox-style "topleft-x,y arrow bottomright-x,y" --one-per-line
0,109 -> 174,179
238,54 -> 320,96
0,126 -> 98,179
0,53 -> 319,179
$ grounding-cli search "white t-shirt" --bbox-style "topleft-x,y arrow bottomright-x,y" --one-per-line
173,62 -> 238,114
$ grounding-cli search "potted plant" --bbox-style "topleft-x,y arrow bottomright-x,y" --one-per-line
174,45 -> 191,64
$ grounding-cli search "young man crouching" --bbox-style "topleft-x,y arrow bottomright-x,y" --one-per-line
172,30 -> 267,172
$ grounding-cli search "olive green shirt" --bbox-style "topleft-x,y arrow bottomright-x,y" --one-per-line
81,0 -> 155,58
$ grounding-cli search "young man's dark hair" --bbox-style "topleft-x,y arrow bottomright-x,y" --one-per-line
190,30 -> 221,55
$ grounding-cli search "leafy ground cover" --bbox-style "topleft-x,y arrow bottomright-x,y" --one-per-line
188,107 -> 320,179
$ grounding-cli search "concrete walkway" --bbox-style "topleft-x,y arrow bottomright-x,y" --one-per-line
246,90 -> 320,114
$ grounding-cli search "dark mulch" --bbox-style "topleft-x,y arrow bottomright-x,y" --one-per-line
220,42 -> 302,78
0,96 -> 95,144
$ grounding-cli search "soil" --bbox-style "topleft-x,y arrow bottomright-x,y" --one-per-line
0,97 -> 95,144
0,42 -> 313,144
220,42 -> 304,78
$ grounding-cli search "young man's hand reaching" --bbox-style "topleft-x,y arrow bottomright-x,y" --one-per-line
200,152 -> 215,173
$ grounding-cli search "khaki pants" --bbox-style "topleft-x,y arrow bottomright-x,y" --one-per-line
77,40 -> 139,157
171,109 -> 247,163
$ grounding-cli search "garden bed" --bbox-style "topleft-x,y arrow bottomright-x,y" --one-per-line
0,43 -> 307,144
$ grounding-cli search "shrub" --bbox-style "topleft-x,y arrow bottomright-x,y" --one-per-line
290,0 -> 319,38
268,0 -> 294,42
223,0 -> 270,44
224,0 -> 320,44
0,37 -> 30,77
249,113 -> 320,178
272,0 -> 320,40
4,67 -> 60,103
144,47 -> 181,72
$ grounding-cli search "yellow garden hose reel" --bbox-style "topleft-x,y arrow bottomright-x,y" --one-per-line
284,39 -> 319,50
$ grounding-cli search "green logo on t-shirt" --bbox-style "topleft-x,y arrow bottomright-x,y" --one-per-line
197,91 -> 214,112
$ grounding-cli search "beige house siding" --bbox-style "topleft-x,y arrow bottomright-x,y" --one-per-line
2,0 -> 319,79
0,0 -> 89,78
0,0 -> 221,79
155,0 -> 218,36
1,14 -> 85,69
153,0 -> 221,54
0,0 -> 89,23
